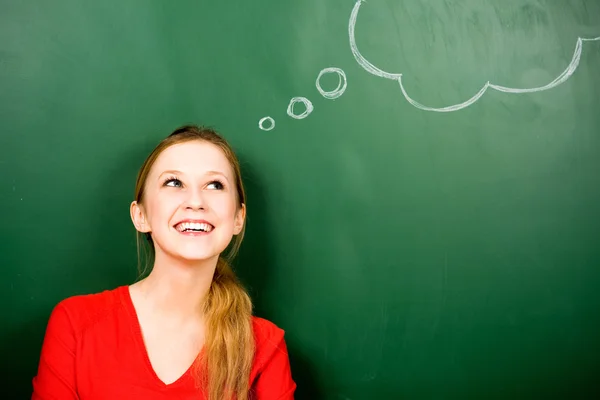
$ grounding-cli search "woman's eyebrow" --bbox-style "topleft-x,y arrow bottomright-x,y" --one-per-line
158,169 -> 182,178
157,170 -> 183,180
205,170 -> 230,181
157,169 -> 231,182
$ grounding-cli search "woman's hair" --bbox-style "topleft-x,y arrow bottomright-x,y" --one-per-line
133,125 -> 255,400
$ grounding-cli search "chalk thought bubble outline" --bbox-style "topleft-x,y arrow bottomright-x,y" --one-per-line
349,0 -> 600,112
258,116 -> 275,131
258,67 -> 348,130
316,67 -> 348,99
287,97 -> 315,119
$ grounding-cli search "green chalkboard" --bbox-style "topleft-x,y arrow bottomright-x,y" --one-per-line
2,0 -> 600,398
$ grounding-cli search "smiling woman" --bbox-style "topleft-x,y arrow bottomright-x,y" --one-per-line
31,126 -> 296,400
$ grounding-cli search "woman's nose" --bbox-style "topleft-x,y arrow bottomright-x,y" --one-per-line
184,188 -> 206,210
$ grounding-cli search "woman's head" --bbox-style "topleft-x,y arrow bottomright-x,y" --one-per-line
130,125 -> 247,270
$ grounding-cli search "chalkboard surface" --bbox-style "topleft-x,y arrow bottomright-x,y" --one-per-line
2,0 -> 600,398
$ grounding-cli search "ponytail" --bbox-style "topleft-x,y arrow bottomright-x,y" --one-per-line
195,257 -> 255,400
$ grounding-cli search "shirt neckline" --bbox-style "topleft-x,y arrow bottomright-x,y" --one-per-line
118,285 -> 200,389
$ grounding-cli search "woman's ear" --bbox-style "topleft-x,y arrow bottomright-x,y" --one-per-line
130,201 -> 151,233
233,203 -> 246,235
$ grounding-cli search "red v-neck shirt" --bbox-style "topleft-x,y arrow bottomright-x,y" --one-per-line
31,286 -> 296,399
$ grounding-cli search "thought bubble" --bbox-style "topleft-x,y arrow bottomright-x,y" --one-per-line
349,0 -> 600,112
258,67 -> 349,131
258,117 -> 275,131
316,67 -> 348,99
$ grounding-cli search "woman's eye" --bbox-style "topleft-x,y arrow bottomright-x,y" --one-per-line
164,178 -> 182,187
207,180 -> 224,190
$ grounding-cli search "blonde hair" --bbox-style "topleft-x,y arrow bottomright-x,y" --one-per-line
133,125 -> 254,400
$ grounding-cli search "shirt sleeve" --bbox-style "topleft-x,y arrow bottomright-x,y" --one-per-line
252,322 -> 297,400
31,300 -> 80,400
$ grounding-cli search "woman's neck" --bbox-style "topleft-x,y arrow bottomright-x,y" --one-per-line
133,252 -> 218,320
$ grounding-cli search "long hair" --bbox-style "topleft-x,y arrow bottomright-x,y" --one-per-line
133,125 -> 254,400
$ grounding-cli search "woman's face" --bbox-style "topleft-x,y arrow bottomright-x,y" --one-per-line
131,140 -> 245,264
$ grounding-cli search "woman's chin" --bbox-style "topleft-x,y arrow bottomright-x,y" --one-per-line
173,251 -> 222,265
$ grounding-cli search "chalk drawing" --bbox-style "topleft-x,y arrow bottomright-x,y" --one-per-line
317,67 -> 348,99
287,96 -> 314,119
258,66 -> 348,130
258,67 -> 348,131
349,0 -> 600,112
258,116 -> 275,131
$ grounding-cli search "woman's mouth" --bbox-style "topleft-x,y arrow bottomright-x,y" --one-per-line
174,221 -> 214,235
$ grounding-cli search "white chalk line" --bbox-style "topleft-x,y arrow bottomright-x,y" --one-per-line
350,0 -> 600,112
258,116 -> 275,131
317,67 -> 348,99
287,97 -> 314,119
349,1 -> 402,80
259,67 -> 348,130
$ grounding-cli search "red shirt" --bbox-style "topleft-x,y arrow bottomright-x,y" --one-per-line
31,286 -> 296,399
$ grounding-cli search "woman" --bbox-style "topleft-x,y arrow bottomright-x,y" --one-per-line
32,125 -> 296,399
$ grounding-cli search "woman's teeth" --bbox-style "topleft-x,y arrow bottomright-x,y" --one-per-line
176,222 -> 213,232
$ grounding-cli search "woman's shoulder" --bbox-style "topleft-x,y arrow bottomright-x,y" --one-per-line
251,316 -> 286,340
250,316 -> 295,389
54,285 -> 125,311
48,285 -> 128,331
251,316 -> 291,359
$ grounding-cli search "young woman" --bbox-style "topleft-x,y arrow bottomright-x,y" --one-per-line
32,125 -> 296,399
